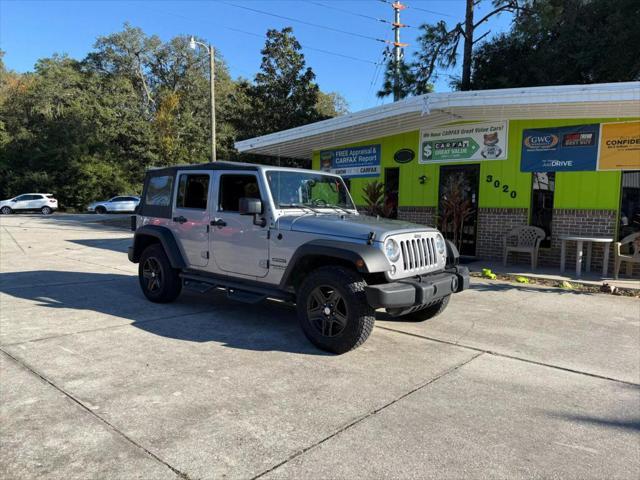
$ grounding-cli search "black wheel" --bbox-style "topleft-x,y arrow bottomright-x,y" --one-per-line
296,266 -> 375,354
41,206 -> 53,215
1,206 -> 12,215
95,206 -> 107,214
138,244 -> 182,303
401,295 -> 450,322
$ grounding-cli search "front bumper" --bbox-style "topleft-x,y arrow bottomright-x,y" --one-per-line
364,266 -> 469,309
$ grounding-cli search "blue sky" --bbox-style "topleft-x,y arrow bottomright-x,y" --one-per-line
0,0 -> 514,111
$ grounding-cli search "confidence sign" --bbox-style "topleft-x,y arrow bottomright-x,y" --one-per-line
419,121 -> 508,163
319,144 -> 381,178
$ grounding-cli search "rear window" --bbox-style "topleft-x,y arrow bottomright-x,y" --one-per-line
145,176 -> 174,207
46,195 -> 55,199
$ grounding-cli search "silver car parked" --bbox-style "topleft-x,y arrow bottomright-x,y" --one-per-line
88,196 -> 140,214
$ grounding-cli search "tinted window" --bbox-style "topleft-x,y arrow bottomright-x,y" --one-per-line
30,195 -> 44,200
145,175 -> 174,207
125,197 -> 139,202
219,175 -> 261,212
14,195 -> 30,201
111,197 -> 125,202
176,174 -> 209,210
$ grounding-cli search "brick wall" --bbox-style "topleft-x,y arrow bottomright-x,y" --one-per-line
476,208 -> 529,260
397,206 -> 436,227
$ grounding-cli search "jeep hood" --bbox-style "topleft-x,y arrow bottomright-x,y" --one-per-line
276,214 -> 437,241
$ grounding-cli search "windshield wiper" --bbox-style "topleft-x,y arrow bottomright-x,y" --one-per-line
278,203 -> 324,214
323,203 -> 356,215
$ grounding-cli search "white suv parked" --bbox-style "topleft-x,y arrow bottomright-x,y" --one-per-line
0,193 -> 58,215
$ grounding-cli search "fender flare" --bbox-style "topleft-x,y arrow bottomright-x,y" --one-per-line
279,239 -> 390,288
130,225 -> 186,269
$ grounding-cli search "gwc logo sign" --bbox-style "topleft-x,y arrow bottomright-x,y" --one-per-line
524,134 -> 559,149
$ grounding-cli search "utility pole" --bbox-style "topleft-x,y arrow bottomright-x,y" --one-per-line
209,44 -> 216,162
189,36 -> 216,162
391,1 -> 408,102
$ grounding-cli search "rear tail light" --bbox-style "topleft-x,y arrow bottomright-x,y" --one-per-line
49,199 -> 56,203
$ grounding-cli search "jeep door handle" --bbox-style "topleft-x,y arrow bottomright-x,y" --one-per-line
210,218 -> 227,227
173,216 -> 188,224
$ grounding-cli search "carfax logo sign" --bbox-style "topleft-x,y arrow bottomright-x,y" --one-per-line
419,121 -> 508,163
319,144 -> 381,178
521,124 -> 600,172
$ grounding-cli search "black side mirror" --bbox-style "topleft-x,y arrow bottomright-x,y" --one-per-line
238,197 -> 266,227
239,197 -> 262,215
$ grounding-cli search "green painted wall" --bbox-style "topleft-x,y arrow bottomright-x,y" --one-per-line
312,117 -> 634,211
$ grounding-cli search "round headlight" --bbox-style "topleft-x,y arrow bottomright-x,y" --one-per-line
435,234 -> 446,255
384,238 -> 401,262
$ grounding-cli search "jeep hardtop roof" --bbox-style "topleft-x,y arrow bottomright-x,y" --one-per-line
145,161 -> 342,178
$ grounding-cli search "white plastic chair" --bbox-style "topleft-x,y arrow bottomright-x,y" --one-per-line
614,232 -> 640,279
503,226 -> 546,271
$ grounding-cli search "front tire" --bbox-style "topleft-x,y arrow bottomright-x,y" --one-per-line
1,206 -> 12,215
95,206 -> 107,214
41,206 -> 53,215
296,266 -> 375,354
401,295 -> 450,322
138,244 -> 182,303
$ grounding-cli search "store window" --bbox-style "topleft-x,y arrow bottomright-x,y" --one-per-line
531,172 -> 555,248
620,171 -> 640,240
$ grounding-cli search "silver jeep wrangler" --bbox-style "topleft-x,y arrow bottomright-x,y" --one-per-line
129,161 -> 469,353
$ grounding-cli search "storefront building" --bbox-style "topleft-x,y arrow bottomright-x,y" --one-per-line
236,83 -> 640,273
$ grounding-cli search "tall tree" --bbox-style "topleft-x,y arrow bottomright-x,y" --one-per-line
378,0 -> 525,98
468,0 -> 640,89
240,27 -> 323,139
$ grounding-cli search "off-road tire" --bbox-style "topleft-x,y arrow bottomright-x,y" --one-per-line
95,206 -> 107,214
0,206 -> 12,215
138,244 -> 182,303
41,206 -> 53,215
296,266 -> 375,354
401,295 -> 450,322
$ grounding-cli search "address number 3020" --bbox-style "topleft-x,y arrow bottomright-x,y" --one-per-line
486,175 -> 517,199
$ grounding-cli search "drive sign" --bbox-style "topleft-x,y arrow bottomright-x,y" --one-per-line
520,124 -> 600,172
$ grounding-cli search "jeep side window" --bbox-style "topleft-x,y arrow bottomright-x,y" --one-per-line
176,174 -> 209,210
218,174 -> 261,212
145,175 -> 173,207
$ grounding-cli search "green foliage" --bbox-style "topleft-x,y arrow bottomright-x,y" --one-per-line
0,26 -> 344,209
362,180 -> 394,218
468,0 -> 640,89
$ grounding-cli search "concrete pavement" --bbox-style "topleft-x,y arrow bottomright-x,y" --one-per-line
1,214 -> 639,479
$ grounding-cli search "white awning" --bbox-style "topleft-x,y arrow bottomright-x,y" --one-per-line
235,82 -> 640,159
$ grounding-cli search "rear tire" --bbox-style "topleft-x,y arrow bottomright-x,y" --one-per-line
0,206 -> 12,215
296,266 -> 375,354
41,206 -> 53,215
95,206 -> 107,214
138,244 -> 182,303
401,295 -> 450,322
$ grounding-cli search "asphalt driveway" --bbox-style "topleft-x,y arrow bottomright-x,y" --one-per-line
1,214 -> 639,479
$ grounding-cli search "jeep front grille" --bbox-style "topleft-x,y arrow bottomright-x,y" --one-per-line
399,237 -> 437,272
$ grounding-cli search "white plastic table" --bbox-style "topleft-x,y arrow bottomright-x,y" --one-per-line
560,235 -> 613,278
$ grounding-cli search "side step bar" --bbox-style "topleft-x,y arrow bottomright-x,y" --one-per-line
180,272 -> 294,304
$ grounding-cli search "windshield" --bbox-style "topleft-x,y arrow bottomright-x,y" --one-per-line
266,170 -> 355,210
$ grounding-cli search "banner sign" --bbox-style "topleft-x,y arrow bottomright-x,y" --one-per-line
419,121 -> 508,163
319,144 -> 381,178
598,121 -> 640,171
520,124 -> 600,172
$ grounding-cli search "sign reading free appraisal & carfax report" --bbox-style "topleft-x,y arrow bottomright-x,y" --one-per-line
420,121 -> 508,163
319,144 -> 381,178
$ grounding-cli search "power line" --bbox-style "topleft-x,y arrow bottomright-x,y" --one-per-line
222,1 -> 388,44
309,1 -> 414,28
377,0 -> 456,19
157,10 -> 381,66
